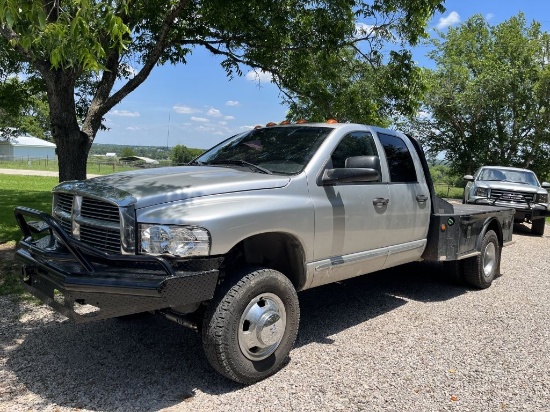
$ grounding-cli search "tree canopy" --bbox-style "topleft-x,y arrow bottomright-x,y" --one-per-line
408,13 -> 550,178
0,0 -> 444,181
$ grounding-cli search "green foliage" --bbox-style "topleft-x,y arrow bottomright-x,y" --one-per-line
0,0 -> 445,181
171,144 -> 203,165
120,146 -> 136,157
282,48 -> 426,125
89,143 -> 173,160
0,0 -> 130,71
0,36 -> 49,138
409,13 -> 550,177
429,164 -> 464,187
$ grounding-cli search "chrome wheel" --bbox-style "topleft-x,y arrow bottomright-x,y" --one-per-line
482,241 -> 496,279
238,293 -> 287,361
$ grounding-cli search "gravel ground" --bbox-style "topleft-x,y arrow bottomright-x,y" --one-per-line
1,223 -> 549,412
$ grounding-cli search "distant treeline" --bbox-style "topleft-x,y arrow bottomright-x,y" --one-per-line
90,144 -> 180,161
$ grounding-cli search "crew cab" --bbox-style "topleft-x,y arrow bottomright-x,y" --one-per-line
463,166 -> 550,236
14,122 -> 514,384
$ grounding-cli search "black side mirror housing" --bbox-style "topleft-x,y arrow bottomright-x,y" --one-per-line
322,155 -> 381,185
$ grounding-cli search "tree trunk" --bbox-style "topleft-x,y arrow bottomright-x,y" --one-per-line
42,68 -> 91,182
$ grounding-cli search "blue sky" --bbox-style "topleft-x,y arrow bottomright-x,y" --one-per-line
94,0 -> 550,150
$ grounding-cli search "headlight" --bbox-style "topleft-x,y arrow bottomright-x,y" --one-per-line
536,193 -> 548,203
475,187 -> 489,197
139,224 -> 210,257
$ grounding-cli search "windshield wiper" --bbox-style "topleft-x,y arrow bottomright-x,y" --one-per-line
208,159 -> 273,174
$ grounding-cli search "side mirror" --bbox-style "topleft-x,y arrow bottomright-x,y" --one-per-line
322,155 -> 381,185
463,175 -> 474,182
345,155 -> 381,172
322,168 -> 380,185
542,182 -> 550,189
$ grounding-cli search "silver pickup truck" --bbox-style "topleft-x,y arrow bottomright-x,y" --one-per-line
463,166 -> 550,236
14,122 -> 514,384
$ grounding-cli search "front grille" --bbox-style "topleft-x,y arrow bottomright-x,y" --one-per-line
57,193 -> 73,214
81,197 -> 120,222
53,193 -> 122,254
490,189 -> 534,205
56,193 -> 73,233
80,225 -> 121,254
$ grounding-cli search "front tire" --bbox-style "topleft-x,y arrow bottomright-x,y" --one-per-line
202,267 -> 300,384
531,218 -> 546,236
464,230 -> 500,289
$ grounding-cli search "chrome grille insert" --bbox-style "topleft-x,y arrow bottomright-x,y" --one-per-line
53,193 -> 123,254
490,189 -> 534,205
81,197 -> 120,222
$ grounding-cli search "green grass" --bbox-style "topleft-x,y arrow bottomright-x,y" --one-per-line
434,184 -> 464,200
0,175 -> 57,243
0,159 -> 143,175
0,175 -> 57,296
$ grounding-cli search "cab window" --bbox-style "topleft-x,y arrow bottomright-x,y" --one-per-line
378,133 -> 417,183
331,132 -> 378,169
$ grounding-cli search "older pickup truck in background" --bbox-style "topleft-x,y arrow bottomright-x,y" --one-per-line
14,122 -> 514,384
463,165 -> 550,236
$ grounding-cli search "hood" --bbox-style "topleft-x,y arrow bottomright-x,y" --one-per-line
55,166 -> 291,209
478,180 -> 546,194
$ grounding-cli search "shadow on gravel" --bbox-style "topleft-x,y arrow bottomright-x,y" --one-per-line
5,263 -> 468,411
512,222 -> 547,237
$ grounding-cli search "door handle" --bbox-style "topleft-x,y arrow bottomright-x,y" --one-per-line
416,194 -> 428,203
373,198 -> 389,208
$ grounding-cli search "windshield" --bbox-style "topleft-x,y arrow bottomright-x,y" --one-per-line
479,168 -> 539,186
193,126 -> 332,174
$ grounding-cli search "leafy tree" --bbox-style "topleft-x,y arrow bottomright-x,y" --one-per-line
0,37 -> 49,138
0,0 -> 444,182
408,14 -> 550,178
281,45 -> 427,126
171,144 -> 202,165
120,146 -> 136,157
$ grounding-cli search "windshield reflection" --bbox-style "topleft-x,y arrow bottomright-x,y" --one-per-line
193,126 -> 332,175
479,168 -> 539,186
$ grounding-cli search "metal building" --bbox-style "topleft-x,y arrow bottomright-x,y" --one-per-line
0,133 -> 56,160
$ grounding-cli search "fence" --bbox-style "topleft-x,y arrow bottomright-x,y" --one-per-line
0,155 -> 172,174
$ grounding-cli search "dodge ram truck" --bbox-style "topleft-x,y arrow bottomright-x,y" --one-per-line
14,122 -> 515,384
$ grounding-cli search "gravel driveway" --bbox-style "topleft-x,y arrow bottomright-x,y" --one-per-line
1,223 -> 549,412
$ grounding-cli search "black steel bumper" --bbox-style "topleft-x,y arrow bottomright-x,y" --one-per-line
469,200 -> 550,221
13,206 -> 222,323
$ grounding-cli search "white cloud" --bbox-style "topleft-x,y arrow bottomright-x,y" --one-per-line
191,117 -> 209,123
111,110 -> 141,117
126,126 -> 141,131
240,125 -> 256,131
173,105 -> 201,114
246,70 -> 273,83
355,23 -> 375,37
226,100 -> 240,106
224,115 -> 235,121
120,64 -> 138,77
485,13 -> 495,22
207,108 -> 222,117
436,11 -> 461,30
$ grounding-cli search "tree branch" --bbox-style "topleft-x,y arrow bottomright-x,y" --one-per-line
100,0 -> 191,115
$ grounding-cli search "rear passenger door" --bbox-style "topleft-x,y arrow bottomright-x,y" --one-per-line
377,133 -> 431,268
